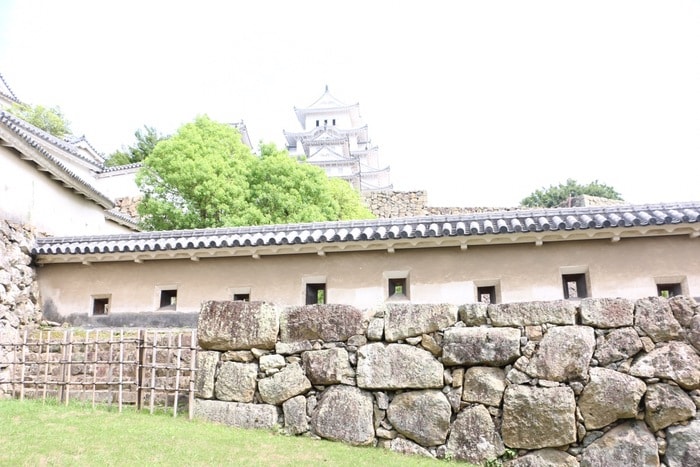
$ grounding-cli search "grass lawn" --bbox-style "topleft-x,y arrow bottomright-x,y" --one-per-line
0,399 -> 464,466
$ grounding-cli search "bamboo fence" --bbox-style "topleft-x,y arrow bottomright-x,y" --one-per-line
5,328 -> 198,418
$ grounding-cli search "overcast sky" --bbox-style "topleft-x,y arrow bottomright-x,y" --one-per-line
1,0 -> 699,206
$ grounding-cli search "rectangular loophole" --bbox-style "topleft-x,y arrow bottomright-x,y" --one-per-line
306,283 -> 326,305
657,283 -> 682,298
159,289 -> 177,309
92,297 -> 110,316
233,293 -> 250,301
562,273 -> 588,299
477,286 -> 496,304
388,278 -> 407,298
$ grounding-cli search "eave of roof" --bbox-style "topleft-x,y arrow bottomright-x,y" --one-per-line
32,202 -> 700,264
0,112 -> 114,209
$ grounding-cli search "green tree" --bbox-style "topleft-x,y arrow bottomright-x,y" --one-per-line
246,143 -> 373,225
136,116 -> 373,231
104,125 -> 165,167
8,102 -> 71,137
136,115 -> 258,230
521,178 -> 623,208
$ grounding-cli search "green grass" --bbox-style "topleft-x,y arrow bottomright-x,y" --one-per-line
0,399 -> 461,466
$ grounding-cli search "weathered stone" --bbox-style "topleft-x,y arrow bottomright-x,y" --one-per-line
459,303 -> 488,326
258,363 -> 312,405
446,404 -> 505,463
665,419 -> 700,467
634,296 -> 682,343
311,385 -> 375,446
594,327 -> 644,365
688,315 -> 700,353
280,304 -> 368,343
387,390 -> 451,446
389,437 -> 434,458
579,367 -> 646,430
668,295 -> 699,327
420,333 -> 442,356
376,427 -> 397,439
644,383 -> 696,432
302,348 -> 354,385
356,343 -> 443,389
275,340 -> 312,355
197,301 -> 279,351
214,362 -> 257,403
580,421 -> 658,467
442,327 -> 520,366
526,326 -> 595,382
502,385 -> 577,449
367,318 -> 384,341
489,300 -> 577,326
504,448 -> 579,467
221,350 -> 255,362
283,395 -> 309,435
193,399 -> 279,429
507,368 -> 531,384
462,366 -> 506,407
259,354 -> 285,372
382,303 -> 457,341
580,297 -> 635,328
629,341 -> 700,390
347,334 -> 367,347
194,351 -> 220,399
451,367 -> 464,387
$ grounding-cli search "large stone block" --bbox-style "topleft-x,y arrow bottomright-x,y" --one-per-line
504,448 -> 578,466
644,383 -> 696,432
382,303 -> 458,341
525,326 -> 595,382
386,390 -> 451,446
580,421 -> 658,467
197,301 -> 279,351
194,351 -> 220,399
356,343 -> 443,389
214,362 -> 257,403
302,348 -> 354,385
446,404 -> 505,463
311,385 -> 375,446
634,296 -> 682,343
594,327 -> 643,365
442,327 -> 521,366
579,367 -> 646,430
193,399 -> 279,429
580,298 -> 635,328
665,419 -> 700,467
461,366 -> 506,407
283,395 -> 309,435
489,300 -> 577,326
258,363 -> 312,405
629,341 -> 700,390
502,385 -> 576,449
279,304 -> 368,342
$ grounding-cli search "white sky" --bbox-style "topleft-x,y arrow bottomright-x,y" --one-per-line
1,0 -> 699,206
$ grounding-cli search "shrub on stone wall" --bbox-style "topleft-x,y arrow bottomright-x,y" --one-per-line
193,297 -> 700,465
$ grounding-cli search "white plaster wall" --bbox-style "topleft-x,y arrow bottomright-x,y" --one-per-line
37,235 -> 700,318
96,169 -> 140,198
0,146 -> 128,235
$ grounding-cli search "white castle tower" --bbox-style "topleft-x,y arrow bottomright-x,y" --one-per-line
284,86 -> 392,191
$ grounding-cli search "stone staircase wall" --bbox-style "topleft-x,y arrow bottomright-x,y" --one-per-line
194,298 -> 700,466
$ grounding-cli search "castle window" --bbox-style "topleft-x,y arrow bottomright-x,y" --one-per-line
332,119 -> 336,125
477,286 -> 497,304
159,289 -> 178,309
388,278 -> 408,298
315,120 -> 319,127
233,293 -> 250,301
562,273 -> 588,299
92,296 -> 110,316
306,283 -> 326,305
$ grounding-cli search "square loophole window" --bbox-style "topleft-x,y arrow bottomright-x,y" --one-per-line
159,289 -> 177,309
92,297 -> 110,316
306,283 -> 326,305
477,286 -> 497,304
657,283 -> 682,298
562,273 -> 588,299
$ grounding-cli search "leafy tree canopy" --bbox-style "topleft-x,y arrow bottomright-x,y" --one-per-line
104,126 -> 166,167
8,102 -> 71,137
136,116 -> 373,230
520,178 -> 623,208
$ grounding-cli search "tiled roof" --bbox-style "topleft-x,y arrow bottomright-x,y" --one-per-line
33,202 -> 700,257
0,72 -> 19,102
0,111 -> 115,209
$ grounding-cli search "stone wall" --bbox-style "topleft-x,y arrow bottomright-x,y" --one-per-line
0,220 -> 42,395
194,298 -> 700,466
362,190 -> 515,218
